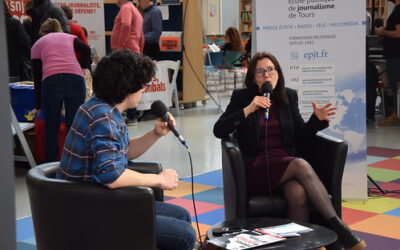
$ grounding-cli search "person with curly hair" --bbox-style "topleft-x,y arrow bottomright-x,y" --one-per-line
56,50 -> 196,250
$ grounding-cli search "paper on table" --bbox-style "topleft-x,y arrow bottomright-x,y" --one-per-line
208,230 -> 285,250
226,232 -> 285,250
260,222 -> 313,237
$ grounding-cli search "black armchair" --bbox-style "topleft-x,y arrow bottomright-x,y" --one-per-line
221,133 -> 348,222
26,161 -> 163,250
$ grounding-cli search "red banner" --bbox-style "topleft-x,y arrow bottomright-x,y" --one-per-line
5,0 -> 30,22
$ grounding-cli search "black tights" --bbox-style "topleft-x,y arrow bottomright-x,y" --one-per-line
279,158 -> 336,221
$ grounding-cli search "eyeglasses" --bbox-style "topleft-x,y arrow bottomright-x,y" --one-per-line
255,66 -> 277,76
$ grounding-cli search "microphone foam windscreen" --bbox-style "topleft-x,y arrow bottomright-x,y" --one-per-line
261,82 -> 273,94
151,100 -> 168,117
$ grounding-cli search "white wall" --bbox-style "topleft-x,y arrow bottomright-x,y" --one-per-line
201,0 -> 222,34
221,0 -> 239,32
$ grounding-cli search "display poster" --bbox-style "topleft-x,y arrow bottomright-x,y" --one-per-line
5,0 -> 105,58
255,0 -> 367,200
138,63 -> 173,110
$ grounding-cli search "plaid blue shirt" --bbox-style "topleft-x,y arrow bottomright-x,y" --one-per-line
56,97 -> 129,185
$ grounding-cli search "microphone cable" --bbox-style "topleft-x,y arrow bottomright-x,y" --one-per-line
263,110 -> 278,217
185,147 -> 204,249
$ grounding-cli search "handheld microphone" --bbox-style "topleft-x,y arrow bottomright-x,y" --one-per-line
261,82 -> 273,120
150,100 -> 188,148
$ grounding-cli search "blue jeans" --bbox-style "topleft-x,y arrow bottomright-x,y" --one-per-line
385,58 -> 400,113
41,73 -> 85,162
155,201 -> 196,250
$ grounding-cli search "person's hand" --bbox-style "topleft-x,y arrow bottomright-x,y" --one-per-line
153,112 -> 176,137
312,102 -> 337,122
27,109 -> 41,119
158,169 -> 179,190
375,27 -> 384,36
244,96 -> 271,115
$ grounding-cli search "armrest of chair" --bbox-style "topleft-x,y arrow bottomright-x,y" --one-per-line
27,163 -> 158,250
128,160 -> 164,202
221,136 -> 248,220
299,133 -> 348,217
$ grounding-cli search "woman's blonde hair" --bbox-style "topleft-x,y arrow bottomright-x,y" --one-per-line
40,18 -> 62,35
225,27 -> 243,51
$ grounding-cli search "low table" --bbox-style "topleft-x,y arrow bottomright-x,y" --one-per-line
206,217 -> 337,250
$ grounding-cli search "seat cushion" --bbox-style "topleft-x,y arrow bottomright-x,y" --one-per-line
247,192 -> 287,218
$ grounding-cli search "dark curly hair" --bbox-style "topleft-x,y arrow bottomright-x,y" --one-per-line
93,50 -> 156,104
245,52 -> 288,106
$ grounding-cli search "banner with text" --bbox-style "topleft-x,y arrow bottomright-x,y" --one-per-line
54,1 -> 105,58
6,0 -> 105,58
138,63 -> 173,111
254,0 -> 367,200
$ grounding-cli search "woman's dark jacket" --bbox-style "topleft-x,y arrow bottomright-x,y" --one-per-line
6,16 -> 31,80
213,88 -> 329,163
27,0 -> 70,44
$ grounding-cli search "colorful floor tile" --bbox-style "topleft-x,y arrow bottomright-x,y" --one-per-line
353,231 -> 400,250
165,197 -> 223,217
369,158 -> 400,171
342,197 -> 400,214
366,155 -> 388,165
164,181 -> 215,197
350,214 -> 400,239
342,207 -> 378,225
180,170 -> 223,187
368,167 -> 400,182
16,146 -> 400,250
182,187 -> 224,205
367,146 -> 400,158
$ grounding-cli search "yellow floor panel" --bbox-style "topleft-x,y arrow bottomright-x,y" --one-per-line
342,197 -> 400,214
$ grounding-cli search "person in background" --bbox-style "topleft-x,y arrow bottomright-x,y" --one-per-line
23,0 -> 33,39
111,0 -> 145,126
82,26 -> 99,65
27,0 -> 70,44
60,5 -> 92,101
111,0 -> 144,54
214,52 -> 366,250
60,5 -> 88,45
220,26 -> 243,69
30,18 -> 90,162
241,35 -> 252,68
139,0 -> 162,60
375,0 -> 400,125
3,0 -> 31,82
56,50 -> 196,250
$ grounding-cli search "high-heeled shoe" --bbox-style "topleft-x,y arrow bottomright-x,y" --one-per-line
328,217 -> 366,250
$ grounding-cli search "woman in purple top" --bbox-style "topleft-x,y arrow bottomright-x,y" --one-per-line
214,52 -> 366,250
30,18 -> 90,162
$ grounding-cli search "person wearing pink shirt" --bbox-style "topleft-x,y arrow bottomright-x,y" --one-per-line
30,18 -> 91,162
111,0 -> 144,54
